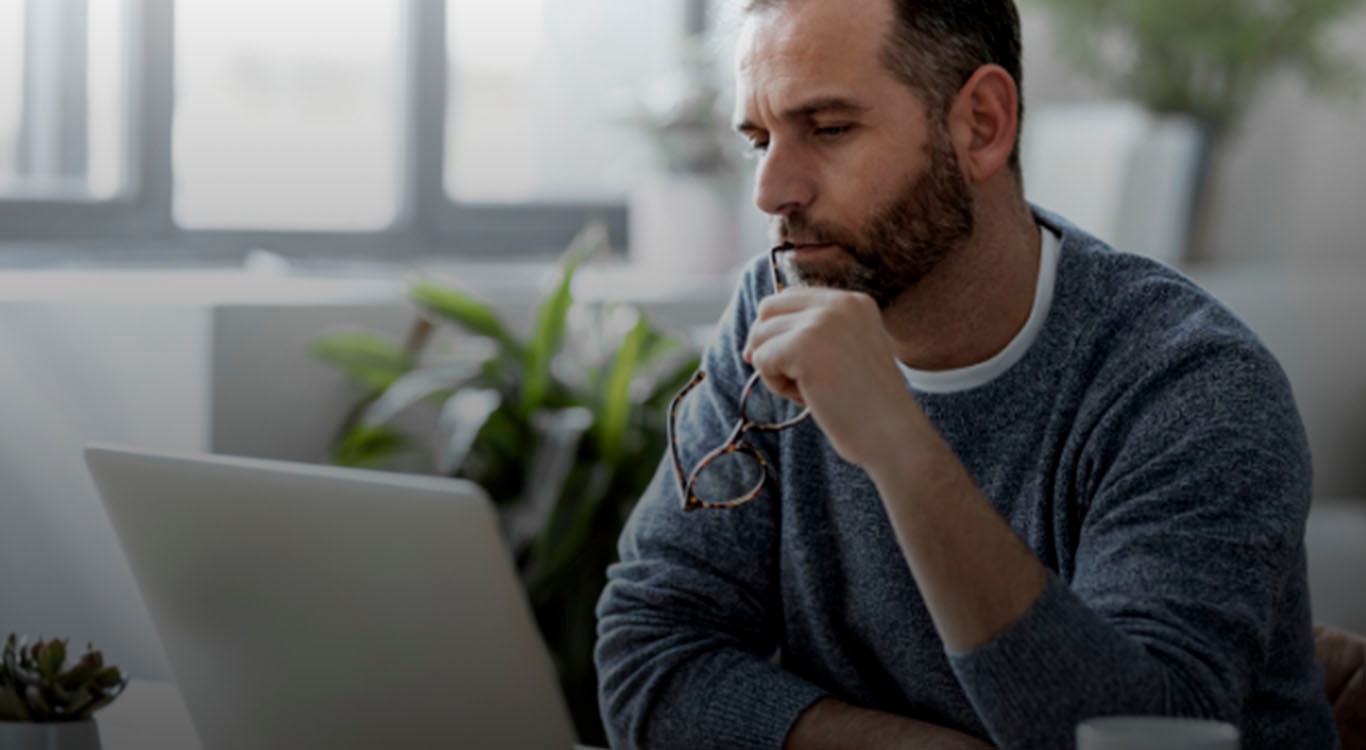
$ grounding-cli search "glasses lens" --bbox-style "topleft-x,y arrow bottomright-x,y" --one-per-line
741,375 -> 802,429
692,449 -> 765,507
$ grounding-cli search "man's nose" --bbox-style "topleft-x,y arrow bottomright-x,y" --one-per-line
752,141 -> 815,217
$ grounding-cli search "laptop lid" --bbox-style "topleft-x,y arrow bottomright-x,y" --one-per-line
84,444 -> 577,750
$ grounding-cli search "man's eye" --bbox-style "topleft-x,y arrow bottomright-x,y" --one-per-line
743,140 -> 770,158
815,125 -> 852,139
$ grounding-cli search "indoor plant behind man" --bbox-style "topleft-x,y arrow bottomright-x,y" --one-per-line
594,0 -> 1339,748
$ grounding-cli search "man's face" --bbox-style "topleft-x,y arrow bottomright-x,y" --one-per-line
734,0 -> 976,308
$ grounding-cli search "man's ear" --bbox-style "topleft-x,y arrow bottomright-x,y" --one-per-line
946,65 -> 1019,184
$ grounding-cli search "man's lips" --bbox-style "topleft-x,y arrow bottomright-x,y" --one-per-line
786,242 -> 840,254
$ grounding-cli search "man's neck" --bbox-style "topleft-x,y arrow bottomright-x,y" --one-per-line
883,199 -> 1042,372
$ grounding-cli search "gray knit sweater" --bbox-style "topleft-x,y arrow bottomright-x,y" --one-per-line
595,209 -> 1339,749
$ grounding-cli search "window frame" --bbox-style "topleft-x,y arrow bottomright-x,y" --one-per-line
0,0 -> 720,261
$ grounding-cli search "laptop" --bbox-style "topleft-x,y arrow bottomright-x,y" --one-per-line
84,444 -> 578,750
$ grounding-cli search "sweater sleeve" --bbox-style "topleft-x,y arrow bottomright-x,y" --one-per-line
947,320 -> 1316,749
594,258 -> 829,750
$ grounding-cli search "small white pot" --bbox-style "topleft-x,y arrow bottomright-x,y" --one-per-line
628,173 -> 740,276
0,720 -> 102,750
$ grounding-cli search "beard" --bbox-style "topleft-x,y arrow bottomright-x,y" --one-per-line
773,127 -> 976,309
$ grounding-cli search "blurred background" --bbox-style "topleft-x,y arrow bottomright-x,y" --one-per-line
1,0 -> 1364,740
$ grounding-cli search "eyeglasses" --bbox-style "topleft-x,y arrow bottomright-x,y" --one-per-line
668,244 -> 811,512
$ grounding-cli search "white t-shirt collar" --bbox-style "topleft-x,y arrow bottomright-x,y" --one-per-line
896,226 -> 1061,394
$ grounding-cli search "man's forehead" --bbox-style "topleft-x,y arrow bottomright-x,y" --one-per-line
733,0 -> 895,120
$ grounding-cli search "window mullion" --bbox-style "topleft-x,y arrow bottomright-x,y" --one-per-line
130,0 -> 175,234
398,0 -> 447,245
686,0 -> 708,36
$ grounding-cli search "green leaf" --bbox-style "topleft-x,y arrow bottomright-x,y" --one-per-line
635,328 -> 677,369
72,692 -> 117,720
62,687 -> 95,718
436,388 -> 503,476
527,462 -> 614,596
335,426 -> 409,468
453,404 -> 530,500
522,257 -> 579,417
3,638 -> 22,679
0,684 -> 28,721
360,363 -> 485,428
477,405 -> 526,463
595,315 -> 650,463
37,640 -> 64,681
57,653 -> 100,692
518,219 -> 610,417
26,683 -> 52,720
93,668 -> 125,690
409,282 -> 524,358
310,333 -> 411,391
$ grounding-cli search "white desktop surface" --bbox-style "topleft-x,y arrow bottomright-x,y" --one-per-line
98,680 -> 602,750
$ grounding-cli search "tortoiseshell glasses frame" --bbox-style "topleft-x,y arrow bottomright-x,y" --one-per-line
667,244 -> 812,512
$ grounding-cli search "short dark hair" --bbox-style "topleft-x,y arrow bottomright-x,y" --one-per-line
745,0 -> 1025,171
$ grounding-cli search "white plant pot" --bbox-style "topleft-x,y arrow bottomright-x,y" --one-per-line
1022,101 -> 1207,265
628,174 -> 739,276
0,720 -> 102,750
1112,112 -> 1209,265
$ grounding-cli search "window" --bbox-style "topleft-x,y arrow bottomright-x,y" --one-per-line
445,0 -> 685,203
174,1 -> 401,230
0,0 -> 130,201
0,1 -> 26,188
0,0 -> 709,258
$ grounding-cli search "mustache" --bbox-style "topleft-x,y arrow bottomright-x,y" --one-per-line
771,214 -> 861,251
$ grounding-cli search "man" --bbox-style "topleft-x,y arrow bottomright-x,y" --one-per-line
595,0 -> 1339,747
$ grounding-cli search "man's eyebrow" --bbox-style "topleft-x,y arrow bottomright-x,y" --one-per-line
734,97 -> 869,134
782,97 -> 869,120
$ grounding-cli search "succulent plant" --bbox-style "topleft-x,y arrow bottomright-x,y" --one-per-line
0,635 -> 128,722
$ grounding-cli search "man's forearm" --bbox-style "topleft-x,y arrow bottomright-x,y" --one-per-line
865,405 -> 1048,653
785,698 -> 994,750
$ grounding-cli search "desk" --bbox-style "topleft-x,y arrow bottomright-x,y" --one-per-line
97,680 -> 603,749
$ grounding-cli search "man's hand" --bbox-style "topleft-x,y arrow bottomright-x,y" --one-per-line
744,284 -> 1047,653
785,698 -> 995,750
743,287 -> 922,469
1314,625 -> 1366,748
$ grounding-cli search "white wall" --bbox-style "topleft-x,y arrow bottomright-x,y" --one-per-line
0,274 -> 408,679
0,301 -> 212,679
210,304 -> 412,464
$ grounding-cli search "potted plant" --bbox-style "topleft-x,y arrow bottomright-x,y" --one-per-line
0,634 -> 129,750
310,222 -> 701,745
1025,0 -> 1363,259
